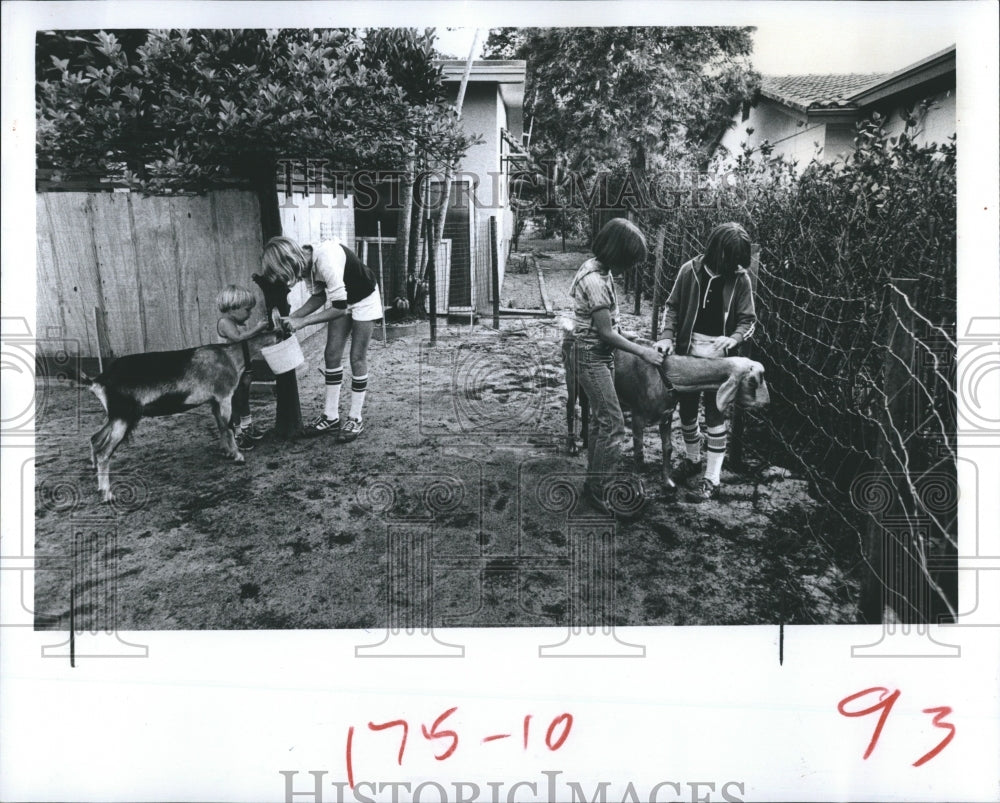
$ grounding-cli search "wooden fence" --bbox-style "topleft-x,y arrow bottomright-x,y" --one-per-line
36,189 -> 263,359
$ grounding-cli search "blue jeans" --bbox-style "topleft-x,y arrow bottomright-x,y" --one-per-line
570,339 -> 629,496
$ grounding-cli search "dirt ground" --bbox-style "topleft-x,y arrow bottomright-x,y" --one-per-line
33,240 -> 861,630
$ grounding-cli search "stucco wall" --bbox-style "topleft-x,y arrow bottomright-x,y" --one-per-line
881,88 -> 956,147
718,82 -> 955,175
445,80 -> 519,311
717,102 -> 826,173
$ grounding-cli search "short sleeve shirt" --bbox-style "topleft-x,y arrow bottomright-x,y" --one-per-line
306,239 -> 349,304
569,259 -> 619,346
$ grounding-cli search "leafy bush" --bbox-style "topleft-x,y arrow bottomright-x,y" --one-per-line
641,120 -> 957,622
36,28 -> 476,194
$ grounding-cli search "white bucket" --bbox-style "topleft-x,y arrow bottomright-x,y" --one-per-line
261,336 -> 304,374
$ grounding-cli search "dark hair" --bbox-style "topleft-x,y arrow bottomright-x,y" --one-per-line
703,222 -> 751,277
592,218 -> 648,271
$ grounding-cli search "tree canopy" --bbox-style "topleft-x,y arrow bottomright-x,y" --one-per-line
484,26 -> 759,178
36,28 -> 475,194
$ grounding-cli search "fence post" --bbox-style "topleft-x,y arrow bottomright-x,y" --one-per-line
490,216 -> 500,330
648,226 -> 666,340
252,273 -> 302,439
860,276 -> 918,624
729,243 -> 760,468
425,216 -> 437,344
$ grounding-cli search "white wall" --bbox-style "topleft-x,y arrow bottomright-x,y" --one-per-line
717,102 -> 827,173
881,88 -> 956,147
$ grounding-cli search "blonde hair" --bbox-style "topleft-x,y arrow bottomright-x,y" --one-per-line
261,236 -> 308,286
216,284 -> 256,313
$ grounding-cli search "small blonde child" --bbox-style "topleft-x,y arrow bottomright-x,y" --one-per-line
216,284 -> 269,449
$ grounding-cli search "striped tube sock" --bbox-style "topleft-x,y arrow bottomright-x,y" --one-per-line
241,414 -> 254,430
323,367 -> 343,421
349,373 -> 368,420
704,423 -> 728,484
681,420 -> 702,461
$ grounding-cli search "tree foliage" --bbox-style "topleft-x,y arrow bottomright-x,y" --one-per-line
36,28 -> 476,193
483,26 -> 759,176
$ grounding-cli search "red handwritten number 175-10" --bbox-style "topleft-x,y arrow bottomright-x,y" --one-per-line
346,709 -> 573,789
837,687 -> 955,767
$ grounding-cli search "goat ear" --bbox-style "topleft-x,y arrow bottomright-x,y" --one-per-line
715,375 -> 739,413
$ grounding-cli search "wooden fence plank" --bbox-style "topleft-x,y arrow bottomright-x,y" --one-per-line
171,194 -> 217,346
37,189 -> 265,357
308,201 -> 326,247
35,195 -> 67,343
42,193 -> 103,355
91,192 -> 145,355
132,195 -> 187,351
213,190 -> 263,309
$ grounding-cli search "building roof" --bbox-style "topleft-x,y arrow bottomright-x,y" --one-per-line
761,73 -> 887,112
759,45 -> 955,113
437,59 -> 526,129
438,60 -> 526,84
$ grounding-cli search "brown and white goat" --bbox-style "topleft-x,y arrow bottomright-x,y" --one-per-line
614,349 -> 770,489
79,331 -> 280,502
563,335 -> 770,488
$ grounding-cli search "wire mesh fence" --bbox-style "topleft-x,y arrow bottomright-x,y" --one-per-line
629,130 -> 957,624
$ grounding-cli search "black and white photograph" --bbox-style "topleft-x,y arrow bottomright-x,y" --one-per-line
28,20 -> 959,629
2,2 -> 998,802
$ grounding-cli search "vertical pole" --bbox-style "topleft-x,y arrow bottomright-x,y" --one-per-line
860,276 -> 919,624
490,216 -> 500,330
376,222 -> 387,343
425,216 -> 437,343
649,225 -> 666,340
729,243 -> 760,468
253,273 -> 302,439
632,258 -> 644,316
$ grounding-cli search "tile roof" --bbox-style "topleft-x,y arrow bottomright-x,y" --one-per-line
761,73 -> 888,112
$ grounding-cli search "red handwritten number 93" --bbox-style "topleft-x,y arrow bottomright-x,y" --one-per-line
837,687 -> 955,766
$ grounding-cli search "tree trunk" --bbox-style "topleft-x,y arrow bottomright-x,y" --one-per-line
251,157 -> 282,244
408,162 -> 424,277
395,149 -> 416,300
629,142 -> 647,316
433,29 -> 479,252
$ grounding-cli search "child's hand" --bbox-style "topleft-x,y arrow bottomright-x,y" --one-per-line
713,336 -> 737,352
640,346 -> 664,367
655,338 -> 673,355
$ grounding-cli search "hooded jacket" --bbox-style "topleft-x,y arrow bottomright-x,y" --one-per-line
660,256 -> 756,356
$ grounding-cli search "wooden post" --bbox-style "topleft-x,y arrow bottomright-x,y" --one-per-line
860,276 -> 918,624
490,216 -> 500,329
632,259 -> 644,317
376,222 -> 387,343
729,243 -> 760,468
425,216 -> 437,343
649,226 -> 666,339
252,273 -> 302,439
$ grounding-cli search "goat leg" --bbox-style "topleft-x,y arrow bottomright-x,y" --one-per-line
211,398 -> 244,463
93,419 -> 128,503
631,413 -> 645,472
659,415 -> 676,492
566,379 -> 579,456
